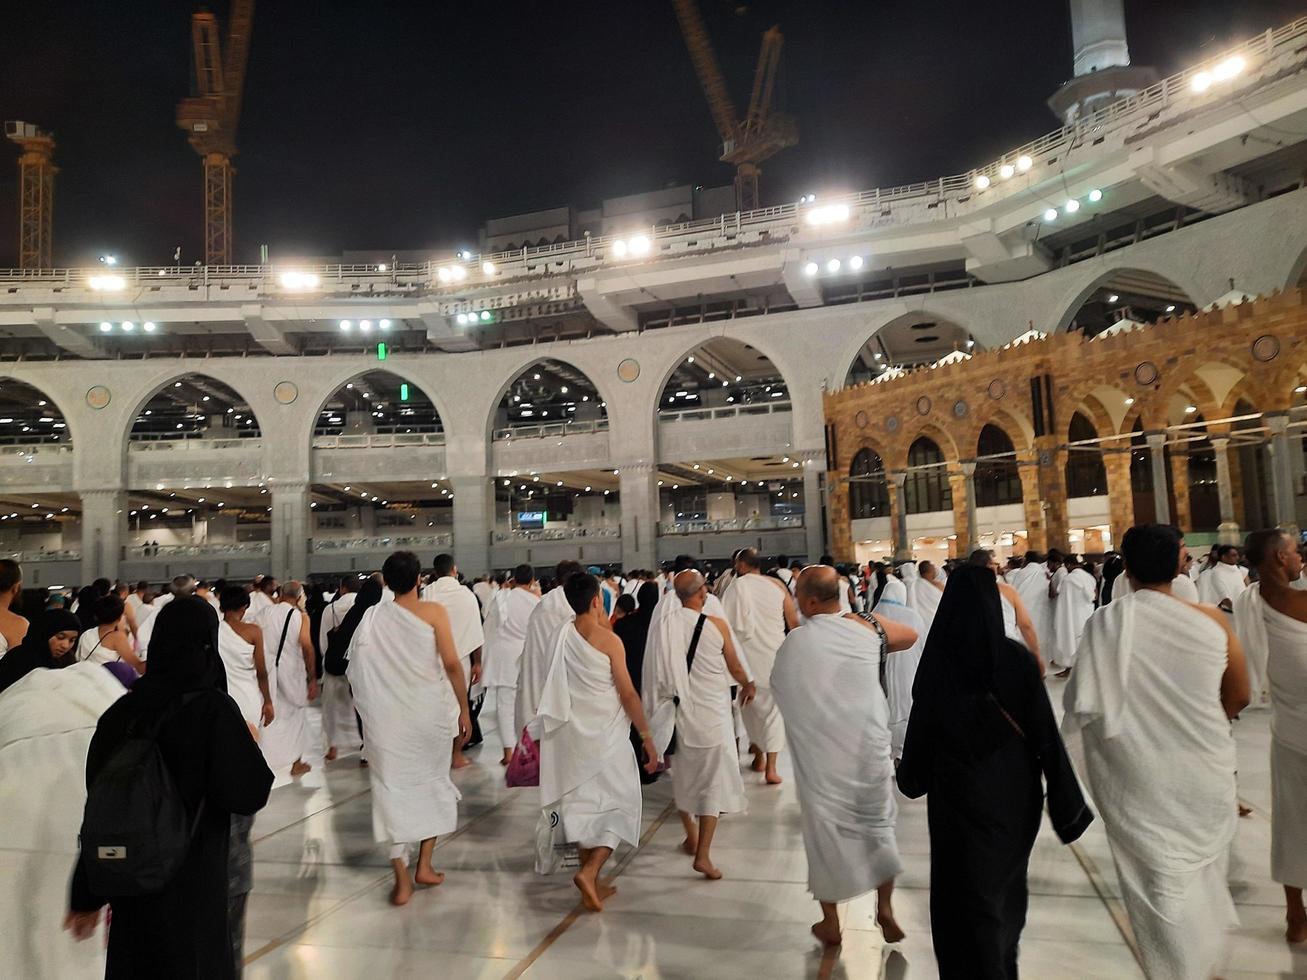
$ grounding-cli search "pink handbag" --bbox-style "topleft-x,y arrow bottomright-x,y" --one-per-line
505,728 -> 540,787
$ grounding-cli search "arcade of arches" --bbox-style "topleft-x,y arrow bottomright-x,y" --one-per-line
824,287 -> 1307,565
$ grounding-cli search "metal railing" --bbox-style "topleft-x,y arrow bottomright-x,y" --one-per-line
492,525 -> 621,543
130,542 -> 270,558
658,515 -> 804,535
311,533 -> 452,552
2,16 -> 1301,297
493,418 -> 609,441
0,548 -> 80,561
659,400 -> 792,423
0,442 -> 73,456
312,431 -> 446,449
128,436 -> 261,451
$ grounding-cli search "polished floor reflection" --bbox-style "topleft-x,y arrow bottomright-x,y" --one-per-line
242,691 -> 1307,979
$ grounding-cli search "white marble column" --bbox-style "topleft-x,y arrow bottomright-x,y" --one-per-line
269,481 -> 309,581
799,450 -> 825,560
890,471 -> 909,561
1145,432 -> 1171,525
78,488 -> 126,583
960,460 -> 979,556
1210,437 -> 1241,544
450,476 -> 494,576
619,463 -> 659,571
1266,413 -> 1299,532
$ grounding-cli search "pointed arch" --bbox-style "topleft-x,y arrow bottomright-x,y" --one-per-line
125,372 -> 264,442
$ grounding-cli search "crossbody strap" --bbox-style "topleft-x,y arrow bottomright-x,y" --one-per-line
684,613 -> 708,675
275,609 -> 295,667
856,611 -> 890,695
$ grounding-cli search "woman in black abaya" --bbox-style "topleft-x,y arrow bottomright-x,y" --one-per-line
614,581 -> 661,694
896,565 -> 1092,980
67,597 -> 273,979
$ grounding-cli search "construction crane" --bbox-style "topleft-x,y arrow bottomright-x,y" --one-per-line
671,0 -> 797,212
176,0 -> 255,266
4,121 -> 57,270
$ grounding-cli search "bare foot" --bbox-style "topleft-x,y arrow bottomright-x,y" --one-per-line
811,920 -> 842,946
877,910 -> 906,943
290,760 -> 312,777
325,746 -> 338,762
681,837 -> 698,856
573,869 -> 604,912
693,859 -> 723,880
598,883 -> 618,900
359,757 -> 369,768
414,867 -> 445,887
390,876 -> 414,906
1287,915 -> 1307,943
765,771 -> 783,785
452,753 -> 472,770
751,754 -> 766,773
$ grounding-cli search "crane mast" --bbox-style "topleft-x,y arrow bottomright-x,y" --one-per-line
4,121 -> 57,270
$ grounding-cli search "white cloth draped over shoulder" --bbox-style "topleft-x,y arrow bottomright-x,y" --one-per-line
1233,583 -> 1271,708
1063,590 -> 1237,980
422,577 -> 485,693
873,578 -> 925,759
1053,567 -> 1096,669
911,577 -> 944,637
318,592 -> 357,663
643,606 -> 746,817
897,563 -> 919,607
0,662 -> 125,979
771,614 -> 901,903
480,587 -> 539,690
537,625 -> 641,850
348,602 -> 461,845
1198,563 -> 1248,606
254,603 -> 308,770
219,620 -> 263,728
722,573 -> 788,752
515,587 -> 572,738
1013,562 -> 1055,657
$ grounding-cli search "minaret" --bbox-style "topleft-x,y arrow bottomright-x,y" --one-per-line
1048,0 -> 1156,124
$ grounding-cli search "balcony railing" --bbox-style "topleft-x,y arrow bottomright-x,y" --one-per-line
1,548 -> 80,561
658,400 -> 792,423
1,17 -> 1301,295
129,436 -> 261,451
130,542 -> 270,558
312,431 -> 446,449
493,418 -> 609,442
0,442 -> 73,456
493,525 -> 621,543
658,515 -> 804,535
311,533 -> 452,553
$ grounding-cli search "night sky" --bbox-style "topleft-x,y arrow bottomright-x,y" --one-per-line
0,0 -> 1302,267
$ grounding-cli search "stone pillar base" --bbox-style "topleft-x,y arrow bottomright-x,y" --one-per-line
1217,521 -> 1243,545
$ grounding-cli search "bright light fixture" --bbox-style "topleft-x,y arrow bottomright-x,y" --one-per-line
121,321 -> 134,332
359,320 -> 371,333
1191,71 -> 1212,93
628,235 -> 651,256
379,318 -> 391,329
826,258 -> 841,273
1295,386 -> 1307,394
482,261 -> 496,275
88,275 -> 125,291
803,261 -> 819,276
479,310 -> 491,321
805,203 -> 851,227
1043,208 -> 1058,222
450,265 -> 466,281
98,321 -> 112,332
1213,55 -> 1246,82
456,313 -> 468,325
974,174 -> 990,190
143,321 -> 157,332
1065,198 -> 1080,213
849,255 -> 864,270
339,320 -> 352,331
1107,294 -> 1119,303
279,270 -> 319,290
1088,188 -> 1103,202
1017,155 -> 1033,172
1185,405 -> 1198,414
999,163 -> 1015,180
612,239 -> 628,258
1165,304 -> 1176,313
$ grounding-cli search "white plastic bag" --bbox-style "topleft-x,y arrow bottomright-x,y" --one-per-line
533,807 -> 580,875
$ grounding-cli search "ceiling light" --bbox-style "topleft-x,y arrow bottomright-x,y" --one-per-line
98,322 -> 112,332
482,261 -> 496,275
628,235 -> 650,256
143,321 -> 157,332
456,313 -> 468,325
121,321 -> 134,332
612,239 -> 628,258
803,262 -> 818,276
849,255 -> 864,270
826,258 -> 841,273
1065,198 -> 1080,213
379,319 -> 391,329
1088,188 -> 1103,203
1165,304 -> 1176,313
974,174 -> 990,190
1017,155 -> 1033,172
1043,208 -> 1058,222
88,275 -> 125,291
279,270 -> 319,290
1185,405 -> 1197,414
339,319 -> 352,331
805,203 -> 850,226
999,163 -> 1015,180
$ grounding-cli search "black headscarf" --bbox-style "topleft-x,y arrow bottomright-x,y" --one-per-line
129,596 -> 225,706
0,608 -> 83,694
910,564 -> 1033,756
326,578 -> 384,669
615,582 -> 661,693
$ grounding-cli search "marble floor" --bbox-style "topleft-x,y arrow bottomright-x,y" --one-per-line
242,690 -> 1307,979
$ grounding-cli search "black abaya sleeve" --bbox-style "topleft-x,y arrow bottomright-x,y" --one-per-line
895,704 -> 934,798
205,697 -> 274,816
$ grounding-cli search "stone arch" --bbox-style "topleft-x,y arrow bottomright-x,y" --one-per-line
1061,380 -> 1128,439
486,356 -> 612,440
0,375 -> 76,447
1049,266 -> 1199,336
903,431 -> 954,515
1065,410 -> 1109,497
893,421 -> 960,471
649,328 -> 802,423
974,422 -> 1023,507
1284,244 -> 1307,291
655,334 -> 792,417
123,370 -> 266,442
848,445 -> 890,520
310,364 -> 454,440
1159,358 -> 1249,422
835,307 -> 974,390
309,369 -> 447,438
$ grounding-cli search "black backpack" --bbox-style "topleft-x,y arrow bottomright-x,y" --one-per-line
78,693 -> 204,897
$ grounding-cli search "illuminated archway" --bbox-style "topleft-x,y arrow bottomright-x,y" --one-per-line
128,374 -> 260,441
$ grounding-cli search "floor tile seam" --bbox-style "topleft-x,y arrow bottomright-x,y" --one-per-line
243,792 -> 518,968
502,801 -> 679,980
250,786 -> 374,844
1066,837 -> 1145,973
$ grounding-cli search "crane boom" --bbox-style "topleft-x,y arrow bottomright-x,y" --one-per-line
221,0 -> 255,133
4,121 -> 56,270
670,0 -> 739,145
191,12 -> 224,99
745,27 -> 783,134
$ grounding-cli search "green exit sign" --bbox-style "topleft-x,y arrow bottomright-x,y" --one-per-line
376,342 -> 387,361
400,383 -> 409,402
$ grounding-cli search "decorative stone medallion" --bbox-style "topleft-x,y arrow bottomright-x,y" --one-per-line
854,410 -> 869,429
987,379 -> 1006,400
617,358 -> 640,383
885,415 -> 901,433
952,400 -> 969,418
1133,361 -> 1159,386
274,381 -> 299,405
86,385 -> 111,410
1252,335 -> 1281,363
915,395 -> 932,416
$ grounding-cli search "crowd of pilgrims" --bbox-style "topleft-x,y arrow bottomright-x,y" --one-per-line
0,521 -> 1303,979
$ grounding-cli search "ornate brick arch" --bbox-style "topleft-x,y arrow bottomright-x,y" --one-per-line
893,422 -> 960,471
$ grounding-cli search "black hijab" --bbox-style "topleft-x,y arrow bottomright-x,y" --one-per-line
130,596 -> 225,706
327,578 -> 384,666
0,608 -> 83,694
615,582 -> 661,692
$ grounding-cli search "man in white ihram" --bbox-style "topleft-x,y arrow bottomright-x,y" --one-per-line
722,547 -> 796,785
537,572 -> 658,912
422,552 -> 485,770
1064,523 -> 1249,979
1199,543 -> 1249,609
643,570 -> 755,879
910,560 -> 945,637
772,565 -> 918,948
348,550 -> 471,907
319,576 -> 360,761
480,563 -> 541,765
515,559 -> 584,743
870,574 -> 926,761
255,580 -> 318,778
1233,528 -> 1307,943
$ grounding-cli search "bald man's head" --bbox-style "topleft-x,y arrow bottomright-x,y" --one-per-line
797,565 -> 842,617
735,547 -> 761,572
674,569 -> 706,605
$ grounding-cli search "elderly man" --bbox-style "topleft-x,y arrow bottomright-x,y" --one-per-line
911,561 -> 945,638
134,574 -> 197,662
422,553 -> 485,768
772,565 -> 918,947
1234,528 -> 1307,942
256,580 -> 318,777
723,547 -> 796,784
644,570 -> 756,879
